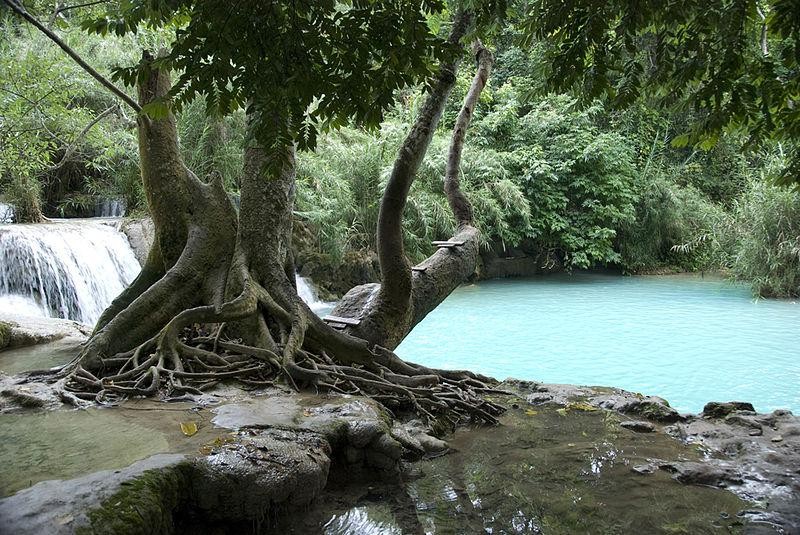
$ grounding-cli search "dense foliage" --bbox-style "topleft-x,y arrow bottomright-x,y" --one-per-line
1,1 -> 798,297
83,0 -> 457,152
0,24 -> 142,218
519,0 -> 800,185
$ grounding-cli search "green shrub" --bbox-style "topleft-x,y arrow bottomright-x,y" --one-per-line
729,176 -> 800,297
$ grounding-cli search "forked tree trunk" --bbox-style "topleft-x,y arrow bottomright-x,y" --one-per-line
332,35 -> 494,349
80,57 -> 239,369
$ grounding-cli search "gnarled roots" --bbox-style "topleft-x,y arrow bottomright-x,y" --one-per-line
57,278 -> 508,427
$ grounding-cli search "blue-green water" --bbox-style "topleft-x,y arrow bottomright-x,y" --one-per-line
396,273 -> 800,414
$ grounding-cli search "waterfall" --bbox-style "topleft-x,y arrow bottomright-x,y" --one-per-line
95,199 -> 126,218
0,216 -> 333,327
295,275 -> 335,316
0,220 -> 141,325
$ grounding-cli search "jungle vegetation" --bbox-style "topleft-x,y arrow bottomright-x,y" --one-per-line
2,1 -> 798,300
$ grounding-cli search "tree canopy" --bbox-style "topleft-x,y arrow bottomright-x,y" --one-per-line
518,0 -> 800,185
82,0 -> 460,151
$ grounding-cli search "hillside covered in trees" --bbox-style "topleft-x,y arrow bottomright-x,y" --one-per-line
2,1 -> 798,299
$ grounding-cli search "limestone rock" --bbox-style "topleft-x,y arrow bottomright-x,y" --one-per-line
620,420 -> 655,433
192,428 -> 330,521
702,401 -> 756,419
0,454 -> 188,535
0,313 -> 89,350
118,218 -> 154,266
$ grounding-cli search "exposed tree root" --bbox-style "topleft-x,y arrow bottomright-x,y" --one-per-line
56,296 -> 506,425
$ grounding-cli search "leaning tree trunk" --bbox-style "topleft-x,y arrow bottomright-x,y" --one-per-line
332,34 -> 494,350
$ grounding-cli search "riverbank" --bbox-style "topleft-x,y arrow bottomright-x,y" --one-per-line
0,328 -> 797,533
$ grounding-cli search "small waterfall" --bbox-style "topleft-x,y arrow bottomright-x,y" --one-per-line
295,275 -> 335,316
94,199 -> 126,218
0,220 -> 141,325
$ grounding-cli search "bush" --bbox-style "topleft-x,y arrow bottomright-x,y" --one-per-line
617,172 -> 731,272
729,176 -> 800,297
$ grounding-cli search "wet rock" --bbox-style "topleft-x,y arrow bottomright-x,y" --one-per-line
0,454 -> 188,535
620,420 -> 655,433
403,420 -> 449,454
521,383 -> 593,406
668,406 -> 800,533
192,428 -> 331,521
0,321 -> 9,349
345,419 -> 384,449
632,463 -> 657,475
0,313 -> 89,350
596,395 -> 682,423
328,283 -> 379,324
724,414 -> 762,430
702,401 -> 756,419
783,425 -> 800,437
660,460 -> 744,488
344,446 -> 364,464
0,376 -> 70,412
0,388 -> 45,408
364,449 -> 398,471
119,218 -> 154,266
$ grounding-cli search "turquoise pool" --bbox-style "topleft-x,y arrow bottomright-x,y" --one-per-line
396,273 -> 800,414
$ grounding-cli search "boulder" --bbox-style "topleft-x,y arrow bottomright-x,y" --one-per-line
702,401 -> 756,419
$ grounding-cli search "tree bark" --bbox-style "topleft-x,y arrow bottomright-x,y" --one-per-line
79,56 -> 238,368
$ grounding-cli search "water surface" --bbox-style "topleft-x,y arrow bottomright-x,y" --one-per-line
0,400 -> 225,497
397,273 -> 800,414
280,405 -> 750,534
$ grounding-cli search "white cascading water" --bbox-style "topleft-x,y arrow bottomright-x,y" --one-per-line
295,275 -> 335,315
0,215 -> 333,327
95,199 -> 125,218
0,220 -> 141,325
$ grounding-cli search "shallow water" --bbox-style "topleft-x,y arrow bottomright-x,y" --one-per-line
280,405 -> 751,534
397,273 -> 800,414
0,337 -> 80,375
0,400 -> 225,497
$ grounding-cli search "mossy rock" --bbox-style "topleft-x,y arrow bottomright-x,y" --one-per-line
629,400 -> 682,423
702,401 -> 756,419
79,464 -> 191,535
0,321 -> 11,349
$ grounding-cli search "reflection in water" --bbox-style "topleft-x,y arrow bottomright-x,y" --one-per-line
279,404 -> 750,534
323,506 -> 402,535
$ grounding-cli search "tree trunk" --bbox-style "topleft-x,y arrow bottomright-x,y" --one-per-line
332,37 -> 494,349
78,55 -> 239,369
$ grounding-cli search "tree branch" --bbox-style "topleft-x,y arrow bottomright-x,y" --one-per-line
54,0 -> 108,16
48,104 -> 117,171
445,40 -> 493,226
2,0 -> 142,113
375,9 -> 472,312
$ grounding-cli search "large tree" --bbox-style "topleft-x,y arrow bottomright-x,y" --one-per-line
6,0 -> 506,424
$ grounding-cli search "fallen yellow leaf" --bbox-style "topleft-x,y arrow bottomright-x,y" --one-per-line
180,421 -> 198,437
